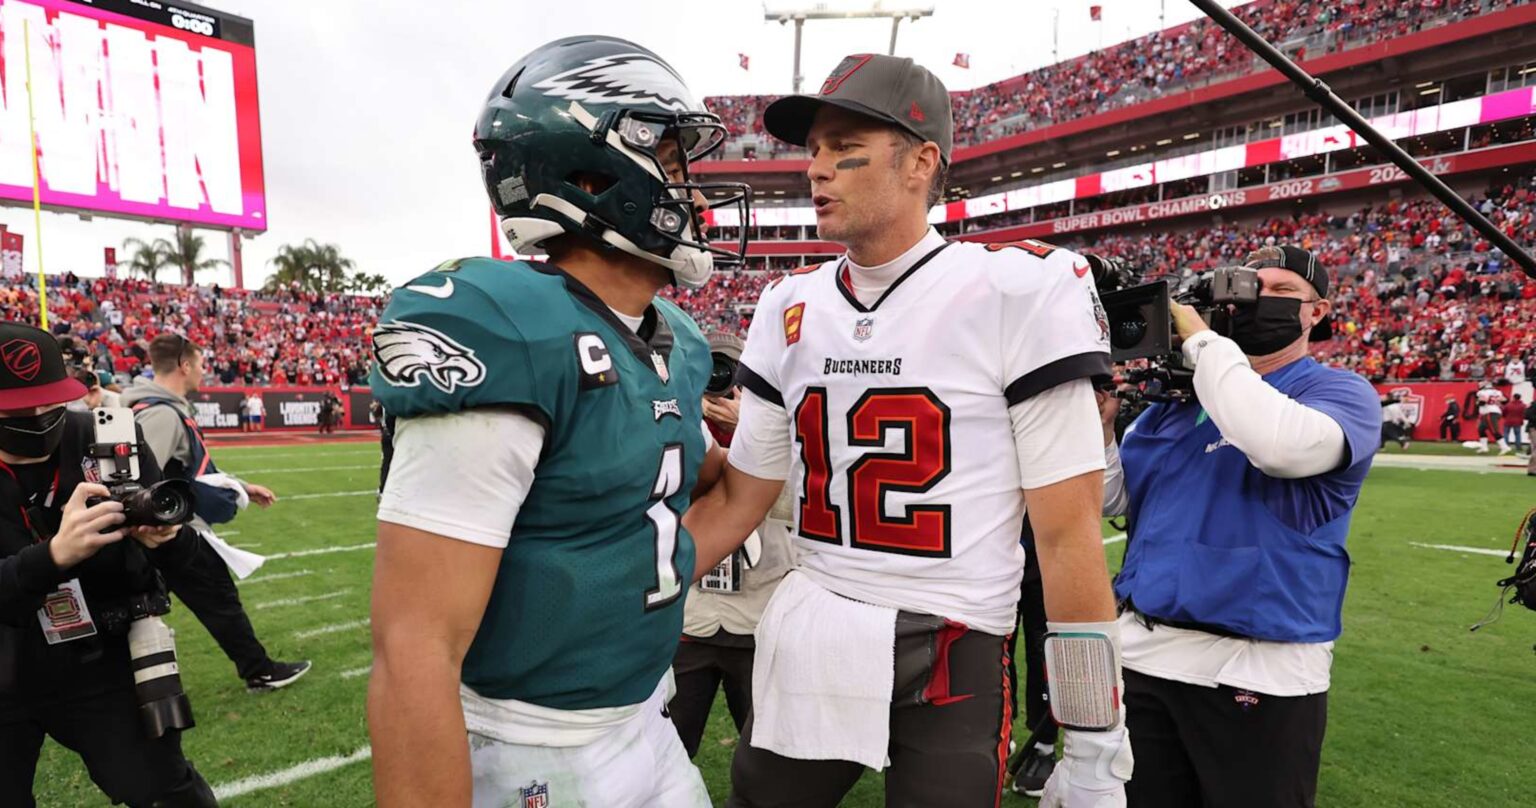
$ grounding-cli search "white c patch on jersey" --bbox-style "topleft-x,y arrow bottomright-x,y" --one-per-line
373,320 -> 487,394
532,53 -> 698,113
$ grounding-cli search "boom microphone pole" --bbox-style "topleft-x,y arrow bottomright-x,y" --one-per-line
1187,0 -> 1536,278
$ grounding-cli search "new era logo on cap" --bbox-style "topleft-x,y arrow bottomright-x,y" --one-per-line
908,101 -> 925,122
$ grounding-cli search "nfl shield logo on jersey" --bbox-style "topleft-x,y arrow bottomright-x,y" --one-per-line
520,781 -> 549,808
853,317 -> 874,342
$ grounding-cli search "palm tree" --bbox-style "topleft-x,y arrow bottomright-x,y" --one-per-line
121,237 -> 172,282
264,242 -> 316,292
346,272 -> 391,295
264,239 -> 357,293
163,227 -> 228,285
308,240 -> 356,291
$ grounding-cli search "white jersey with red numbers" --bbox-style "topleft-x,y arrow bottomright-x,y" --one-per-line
1478,387 -> 1506,416
730,235 -> 1111,635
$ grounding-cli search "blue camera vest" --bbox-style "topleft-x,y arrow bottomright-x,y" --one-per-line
1113,357 -> 1379,643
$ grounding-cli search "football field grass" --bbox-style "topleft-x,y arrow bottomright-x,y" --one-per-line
30,441 -> 1536,807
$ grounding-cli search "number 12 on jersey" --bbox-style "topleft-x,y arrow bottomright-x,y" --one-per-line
795,387 -> 953,557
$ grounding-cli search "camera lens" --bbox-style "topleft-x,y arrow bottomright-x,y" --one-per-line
120,480 -> 195,527
707,355 -> 738,396
1112,318 -> 1148,351
150,487 -> 190,523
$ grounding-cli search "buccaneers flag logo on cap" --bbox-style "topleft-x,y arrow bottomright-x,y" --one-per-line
820,54 -> 873,95
1,339 -> 41,381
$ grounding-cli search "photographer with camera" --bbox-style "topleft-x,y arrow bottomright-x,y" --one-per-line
668,333 -> 794,758
1104,246 -> 1380,808
123,334 -> 311,692
0,323 -> 216,807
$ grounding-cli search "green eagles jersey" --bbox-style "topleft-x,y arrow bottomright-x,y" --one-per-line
370,258 -> 710,710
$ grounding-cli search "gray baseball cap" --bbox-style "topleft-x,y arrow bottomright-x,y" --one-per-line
763,53 -> 953,165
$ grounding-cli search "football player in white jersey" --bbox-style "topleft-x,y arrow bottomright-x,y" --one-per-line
1474,382 -> 1511,454
685,54 -> 1132,808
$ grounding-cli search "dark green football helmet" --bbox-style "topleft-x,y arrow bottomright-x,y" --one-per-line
474,36 -> 751,288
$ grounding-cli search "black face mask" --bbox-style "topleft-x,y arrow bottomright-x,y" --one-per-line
0,407 -> 68,459
1231,296 -> 1306,356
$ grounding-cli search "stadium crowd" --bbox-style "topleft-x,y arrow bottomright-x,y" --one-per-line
670,172 -> 1536,384
5,172 -> 1534,392
0,275 -> 380,388
703,0 -> 1517,157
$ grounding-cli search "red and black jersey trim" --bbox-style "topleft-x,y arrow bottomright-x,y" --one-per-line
734,363 -> 784,408
1004,351 -> 1112,406
835,243 -> 951,313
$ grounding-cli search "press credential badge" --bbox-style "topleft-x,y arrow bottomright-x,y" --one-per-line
38,578 -> 98,644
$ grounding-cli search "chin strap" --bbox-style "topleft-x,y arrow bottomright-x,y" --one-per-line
512,194 -> 714,288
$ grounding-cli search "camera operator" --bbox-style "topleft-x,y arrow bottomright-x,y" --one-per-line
669,333 -> 794,758
1105,246 -> 1380,807
0,323 -> 216,806
123,334 -> 311,692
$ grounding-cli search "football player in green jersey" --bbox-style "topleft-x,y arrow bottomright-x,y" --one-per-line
366,36 -> 750,808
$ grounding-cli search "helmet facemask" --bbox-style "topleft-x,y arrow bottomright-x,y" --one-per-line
562,102 -> 750,288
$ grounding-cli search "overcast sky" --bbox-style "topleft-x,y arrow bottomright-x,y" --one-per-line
0,0 -> 1253,288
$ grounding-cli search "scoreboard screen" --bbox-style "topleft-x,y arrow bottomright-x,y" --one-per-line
0,0 -> 266,231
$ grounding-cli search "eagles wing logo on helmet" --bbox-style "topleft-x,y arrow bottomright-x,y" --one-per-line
532,52 -> 697,112
372,321 -> 487,394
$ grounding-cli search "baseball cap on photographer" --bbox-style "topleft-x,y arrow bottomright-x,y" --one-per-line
1243,245 -> 1333,340
0,323 -> 88,410
763,54 -> 954,165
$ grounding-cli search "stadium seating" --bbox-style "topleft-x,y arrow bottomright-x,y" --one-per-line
664,171 -> 1536,384
702,0 -> 1511,158
0,276 -> 379,388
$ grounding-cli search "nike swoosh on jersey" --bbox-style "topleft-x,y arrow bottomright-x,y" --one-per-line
405,279 -> 454,298
1073,262 -> 1090,278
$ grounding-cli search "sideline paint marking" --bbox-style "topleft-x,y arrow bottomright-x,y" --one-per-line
253,590 -> 350,610
339,665 -> 372,680
1409,542 -> 1509,558
286,490 -> 375,500
295,618 -> 369,640
266,543 -> 375,561
238,569 -> 314,586
234,464 -> 379,475
212,745 -> 372,800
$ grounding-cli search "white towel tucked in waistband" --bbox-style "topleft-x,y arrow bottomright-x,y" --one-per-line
749,571 -> 897,770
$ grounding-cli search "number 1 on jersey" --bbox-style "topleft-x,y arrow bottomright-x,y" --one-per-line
644,444 -> 684,611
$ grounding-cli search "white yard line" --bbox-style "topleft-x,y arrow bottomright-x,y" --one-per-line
253,590 -> 351,610
266,543 -> 375,560
221,531 -> 241,536
1104,534 -> 1126,545
238,569 -> 314,586
1409,542 -> 1510,558
295,618 -> 370,640
212,745 -> 372,801
285,490 -> 375,500
339,665 -> 372,680
232,464 -> 379,475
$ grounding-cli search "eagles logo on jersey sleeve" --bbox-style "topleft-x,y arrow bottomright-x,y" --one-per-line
369,259 -> 558,424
